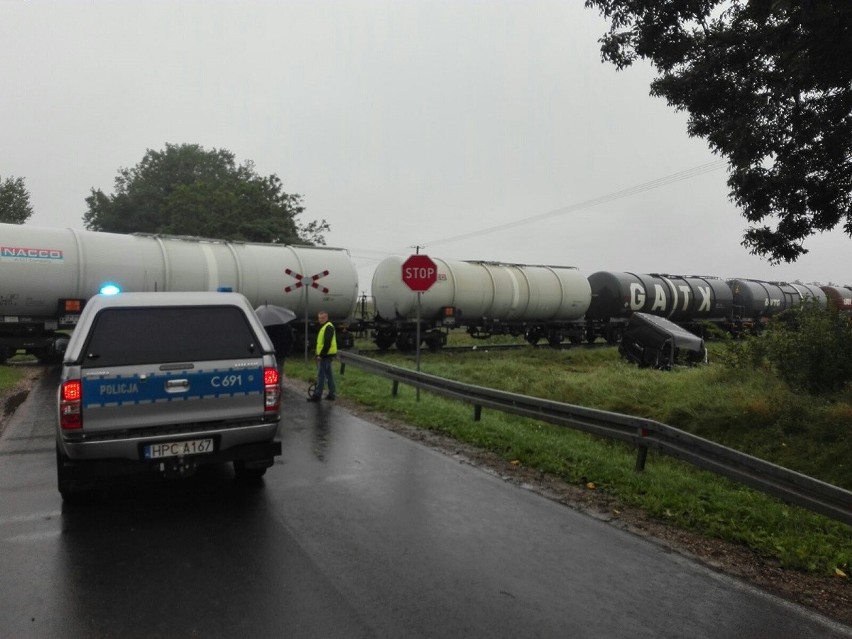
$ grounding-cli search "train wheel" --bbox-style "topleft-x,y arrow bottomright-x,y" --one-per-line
524,327 -> 544,346
32,348 -> 63,365
605,327 -> 623,344
374,326 -> 397,351
375,334 -> 396,351
395,334 -> 417,352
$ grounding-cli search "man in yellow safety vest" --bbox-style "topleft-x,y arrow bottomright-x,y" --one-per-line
308,310 -> 337,402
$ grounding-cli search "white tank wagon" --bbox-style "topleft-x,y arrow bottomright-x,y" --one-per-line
370,256 -> 592,350
0,223 -> 359,361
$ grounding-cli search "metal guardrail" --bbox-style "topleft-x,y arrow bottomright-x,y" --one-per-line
338,351 -> 852,526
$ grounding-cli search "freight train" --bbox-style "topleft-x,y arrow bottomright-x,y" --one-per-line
3,224 -> 850,360
368,256 -> 852,351
0,223 -> 359,362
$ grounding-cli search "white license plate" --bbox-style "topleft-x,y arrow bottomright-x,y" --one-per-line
144,438 -> 214,460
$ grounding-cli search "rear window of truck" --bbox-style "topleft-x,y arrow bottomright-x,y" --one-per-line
80,305 -> 263,367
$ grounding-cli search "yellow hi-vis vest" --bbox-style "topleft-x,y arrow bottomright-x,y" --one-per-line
316,321 -> 338,357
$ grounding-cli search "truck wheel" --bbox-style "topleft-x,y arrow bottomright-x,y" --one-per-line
233,460 -> 268,483
56,446 -> 90,502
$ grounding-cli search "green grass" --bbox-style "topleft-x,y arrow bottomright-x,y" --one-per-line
284,341 -> 852,577
0,365 -> 28,391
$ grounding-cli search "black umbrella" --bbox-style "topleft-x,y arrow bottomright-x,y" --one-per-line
254,304 -> 297,327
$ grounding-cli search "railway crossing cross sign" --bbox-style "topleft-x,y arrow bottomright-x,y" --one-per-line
284,267 -> 331,363
284,268 -> 330,294
401,254 -> 437,292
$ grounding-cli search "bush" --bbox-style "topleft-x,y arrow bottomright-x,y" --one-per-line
729,301 -> 852,394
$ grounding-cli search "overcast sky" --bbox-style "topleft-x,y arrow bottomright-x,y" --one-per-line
2,0 -> 849,293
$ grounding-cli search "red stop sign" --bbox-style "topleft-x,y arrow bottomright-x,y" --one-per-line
401,254 -> 438,292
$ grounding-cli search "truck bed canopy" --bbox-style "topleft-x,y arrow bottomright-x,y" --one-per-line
618,312 -> 706,370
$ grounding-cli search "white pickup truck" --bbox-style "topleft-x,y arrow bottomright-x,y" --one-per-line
55,291 -> 282,498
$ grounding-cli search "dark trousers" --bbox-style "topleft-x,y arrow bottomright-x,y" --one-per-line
315,357 -> 336,398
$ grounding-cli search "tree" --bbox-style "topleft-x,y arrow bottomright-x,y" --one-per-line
84,143 -> 328,245
0,175 -> 34,224
585,1 -> 852,263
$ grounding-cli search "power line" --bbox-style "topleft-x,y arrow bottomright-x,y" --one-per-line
423,159 -> 728,249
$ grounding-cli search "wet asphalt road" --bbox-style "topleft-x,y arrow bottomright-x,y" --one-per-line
1,371 -> 849,639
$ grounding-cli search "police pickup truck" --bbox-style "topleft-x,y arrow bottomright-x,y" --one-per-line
55,292 -> 282,498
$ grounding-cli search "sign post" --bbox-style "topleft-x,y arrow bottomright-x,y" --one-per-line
401,254 -> 438,400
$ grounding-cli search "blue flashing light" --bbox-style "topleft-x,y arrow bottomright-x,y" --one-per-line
99,283 -> 121,296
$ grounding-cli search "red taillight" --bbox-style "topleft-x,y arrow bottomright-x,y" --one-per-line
263,367 -> 281,413
60,380 -> 83,430
264,368 -> 279,386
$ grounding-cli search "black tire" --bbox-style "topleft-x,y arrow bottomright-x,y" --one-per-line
233,460 -> 268,483
56,446 -> 91,502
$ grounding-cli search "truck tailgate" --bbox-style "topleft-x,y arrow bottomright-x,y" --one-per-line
80,359 -> 267,432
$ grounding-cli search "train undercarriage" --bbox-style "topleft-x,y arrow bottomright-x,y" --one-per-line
365,315 -> 767,353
